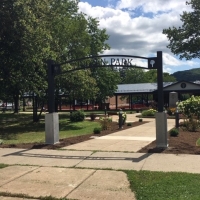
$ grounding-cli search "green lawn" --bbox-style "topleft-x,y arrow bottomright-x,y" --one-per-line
126,170 -> 200,200
196,138 -> 200,146
0,113 -> 100,144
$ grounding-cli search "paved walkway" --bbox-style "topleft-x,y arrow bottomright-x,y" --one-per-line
0,114 -> 199,200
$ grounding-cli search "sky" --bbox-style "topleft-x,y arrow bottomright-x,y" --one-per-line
78,0 -> 199,74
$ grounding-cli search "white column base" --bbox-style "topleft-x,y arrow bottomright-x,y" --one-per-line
45,113 -> 59,144
155,112 -> 168,148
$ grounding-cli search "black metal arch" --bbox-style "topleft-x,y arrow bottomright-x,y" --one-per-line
47,51 -> 163,113
52,54 -> 158,75
60,54 -> 149,65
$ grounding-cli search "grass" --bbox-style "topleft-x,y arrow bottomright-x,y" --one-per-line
0,113 -> 101,144
0,192 -> 70,200
0,163 -> 9,169
196,138 -> 200,146
126,170 -> 200,200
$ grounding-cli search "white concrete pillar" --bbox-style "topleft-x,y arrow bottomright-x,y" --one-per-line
155,112 -> 168,148
169,92 -> 178,107
45,113 -> 59,144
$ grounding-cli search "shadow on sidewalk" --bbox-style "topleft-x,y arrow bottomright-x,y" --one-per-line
3,149 -> 152,163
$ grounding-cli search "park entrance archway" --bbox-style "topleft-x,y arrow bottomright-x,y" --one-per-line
45,51 -> 168,148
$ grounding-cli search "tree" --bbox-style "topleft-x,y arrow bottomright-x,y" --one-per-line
0,0 -> 54,114
120,67 -> 147,84
86,17 -> 110,56
56,69 -> 99,103
91,67 -> 120,103
54,16 -> 112,106
163,72 -> 176,82
0,0 -> 112,120
163,0 -> 200,60
144,70 -> 157,83
144,70 -> 176,82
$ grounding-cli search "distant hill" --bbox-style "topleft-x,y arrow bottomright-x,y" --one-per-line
172,68 -> 200,82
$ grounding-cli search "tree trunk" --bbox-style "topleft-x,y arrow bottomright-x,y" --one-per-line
13,94 -> 19,113
33,95 -> 38,122
32,96 -> 44,122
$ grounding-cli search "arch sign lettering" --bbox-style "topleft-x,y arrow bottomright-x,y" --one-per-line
46,51 -> 168,148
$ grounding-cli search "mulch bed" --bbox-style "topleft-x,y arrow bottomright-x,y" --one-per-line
0,121 -> 148,150
138,129 -> 200,155
1,120 -> 200,155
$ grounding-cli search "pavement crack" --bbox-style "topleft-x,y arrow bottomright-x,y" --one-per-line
65,169 -> 97,198
0,166 -> 41,187
140,153 -> 152,171
73,152 -> 94,168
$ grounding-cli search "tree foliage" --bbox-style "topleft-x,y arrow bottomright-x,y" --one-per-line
144,70 -> 176,83
0,0 -> 112,117
119,67 -> 147,84
92,67 -> 120,102
163,0 -> 200,60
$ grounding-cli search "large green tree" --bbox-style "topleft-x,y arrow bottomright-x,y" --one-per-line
163,0 -> 200,60
0,0 -> 55,114
0,0 -> 113,119
119,67 -> 147,84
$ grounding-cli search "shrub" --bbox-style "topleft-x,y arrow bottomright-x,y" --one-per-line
70,110 -> 85,122
177,95 -> 200,120
141,109 -> 157,117
90,113 -> 96,121
127,122 -> 132,126
184,119 -> 199,132
169,128 -> 179,137
122,112 -> 127,124
99,117 -> 112,130
196,138 -> 200,146
117,111 -> 127,124
93,127 -> 101,134
139,118 -> 143,122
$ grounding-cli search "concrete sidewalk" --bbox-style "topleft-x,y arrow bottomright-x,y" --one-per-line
0,114 -> 199,200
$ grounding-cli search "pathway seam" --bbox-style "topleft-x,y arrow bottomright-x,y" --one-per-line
73,151 -> 94,168
0,166 -> 41,187
65,169 -> 97,199
140,153 -> 153,171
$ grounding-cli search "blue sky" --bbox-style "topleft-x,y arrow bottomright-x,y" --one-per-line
79,0 -> 199,74
80,0 -> 109,7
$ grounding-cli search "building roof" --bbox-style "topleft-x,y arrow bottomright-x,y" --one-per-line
115,80 -> 200,95
115,82 -> 174,94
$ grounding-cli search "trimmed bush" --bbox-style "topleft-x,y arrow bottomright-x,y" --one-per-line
93,127 -> 101,134
100,117 -> 112,130
184,119 -> 199,132
169,128 -> 179,137
70,110 -> 85,122
127,122 -> 132,126
139,118 -> 143,122
141,109 -> 157,117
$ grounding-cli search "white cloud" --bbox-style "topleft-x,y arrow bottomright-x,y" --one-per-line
78,1 -> 197,73
116,0 -> 191,14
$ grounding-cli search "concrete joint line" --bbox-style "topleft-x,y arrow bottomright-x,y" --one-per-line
0,166 -> 41,187
65,170 -> 97,198
73,152 -> 94,168
140,154 -> 152,171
